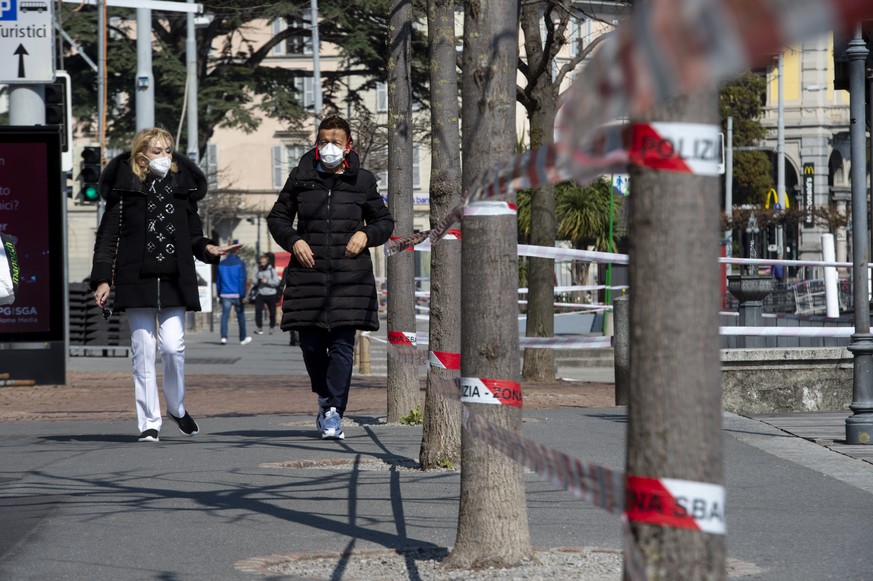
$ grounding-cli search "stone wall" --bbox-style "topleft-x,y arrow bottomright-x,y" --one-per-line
721,347 -> 853,415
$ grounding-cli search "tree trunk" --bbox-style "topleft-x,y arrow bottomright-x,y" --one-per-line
419,0 -> 462,470
386,0 -> 419,423
444,0 -> 531,569
625,90 -> 726,580
519,2 -> 559,381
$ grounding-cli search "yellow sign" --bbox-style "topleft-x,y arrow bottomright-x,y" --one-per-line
765,188 -> 790,209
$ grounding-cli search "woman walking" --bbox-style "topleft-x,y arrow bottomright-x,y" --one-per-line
91,127 -> 241,442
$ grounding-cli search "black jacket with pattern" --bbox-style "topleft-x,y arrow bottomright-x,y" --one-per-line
89,152 -> 218,311
267,149 -> 394,331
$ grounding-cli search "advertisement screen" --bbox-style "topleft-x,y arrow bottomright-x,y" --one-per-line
0,127 -> 64,342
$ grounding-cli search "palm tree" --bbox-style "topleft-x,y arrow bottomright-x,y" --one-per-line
556,178 -> 617,302
517,177 -> 619,302
556,177 -> 617,251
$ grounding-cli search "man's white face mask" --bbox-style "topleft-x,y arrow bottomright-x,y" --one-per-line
148,156 -> 172,178
319,143 -> 345,168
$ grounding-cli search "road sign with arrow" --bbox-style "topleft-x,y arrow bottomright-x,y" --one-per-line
0,0 -> 55,83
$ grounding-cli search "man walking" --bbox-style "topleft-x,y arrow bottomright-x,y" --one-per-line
216,250 -> 252,345
268,115 -> 393,440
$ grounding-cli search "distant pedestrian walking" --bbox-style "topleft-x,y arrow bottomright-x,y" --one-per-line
268,115 -> 393,440
253,253 -> 280,334
216,251 -> 252,345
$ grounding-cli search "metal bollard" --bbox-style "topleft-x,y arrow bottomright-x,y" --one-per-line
613,295 -> 629,406
359,333 -> 371,375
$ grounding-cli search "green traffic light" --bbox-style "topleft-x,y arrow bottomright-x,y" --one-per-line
82,185 -> 100,203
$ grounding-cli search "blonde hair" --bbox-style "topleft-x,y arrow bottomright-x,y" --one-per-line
130,127 -> 179,181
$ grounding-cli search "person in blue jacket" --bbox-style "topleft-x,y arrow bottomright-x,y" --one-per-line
216,250 -> 252,345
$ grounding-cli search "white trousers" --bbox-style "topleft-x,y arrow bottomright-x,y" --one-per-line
127,307 -> 187,433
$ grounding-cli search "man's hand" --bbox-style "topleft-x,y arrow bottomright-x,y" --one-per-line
345,231 -> 368,258
293,239 -> 315,268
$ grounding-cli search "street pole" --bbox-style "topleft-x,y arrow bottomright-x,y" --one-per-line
845,27 -> 873,446
96,0 -> 106,227
725,116 -> 733,276
310,0 -> 322,128
606,187 -> 614,305
186,0 -> 198,161
776,52 -> 785,257
136,8 -> 155,131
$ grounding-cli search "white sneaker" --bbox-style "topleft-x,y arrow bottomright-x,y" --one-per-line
220,338 -> 227,345
240,337 -> 253,345
321,407 -> 344,440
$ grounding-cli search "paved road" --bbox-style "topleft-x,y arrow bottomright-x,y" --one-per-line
0,309 -> 866,580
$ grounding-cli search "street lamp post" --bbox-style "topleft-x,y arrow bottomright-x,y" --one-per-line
846,28 -> 873,445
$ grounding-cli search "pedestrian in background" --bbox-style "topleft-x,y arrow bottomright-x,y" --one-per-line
253,253 -> 280,334
216,249 -> 252,345
268,115 -> 393,440
91,127 -> 242,443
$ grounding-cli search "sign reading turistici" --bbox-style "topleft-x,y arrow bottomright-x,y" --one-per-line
0,0 -> 54,84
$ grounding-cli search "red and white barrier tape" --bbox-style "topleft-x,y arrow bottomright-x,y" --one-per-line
519,336 -> 613,349
625,476 -> 726,535
411,229 -> 461,250
387,331 -> 417,346
518,301 -> 615,312
460,377 -> 523,408
720,326 -> 853,337
428,350 -> 461,370
629,123 -> 722,176
463,201 -> 518,216
517,244 -> 629,264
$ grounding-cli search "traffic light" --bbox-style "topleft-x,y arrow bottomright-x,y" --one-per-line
44,71 -> 72,154
78,146 -> 102,205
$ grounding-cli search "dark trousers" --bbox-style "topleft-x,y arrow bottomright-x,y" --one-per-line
298,326 -> 356,416
254,294 -> 279,329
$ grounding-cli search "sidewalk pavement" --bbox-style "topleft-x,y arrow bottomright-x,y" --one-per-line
1,315 -> 871,580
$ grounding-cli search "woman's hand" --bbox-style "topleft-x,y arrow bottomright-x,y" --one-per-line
94,282 -> 111,307
206,242 -> 244,259
345,231 -> 368,258
293,239 -> 315,268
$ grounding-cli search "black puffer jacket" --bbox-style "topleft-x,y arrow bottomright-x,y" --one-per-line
89,152 -> 218,311
267,149 -> 394,331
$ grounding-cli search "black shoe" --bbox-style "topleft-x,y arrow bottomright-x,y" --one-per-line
168,411 -> 200,436
138,429 -> 159,442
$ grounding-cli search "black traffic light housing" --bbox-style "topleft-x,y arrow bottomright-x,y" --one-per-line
44,71 -> 72,154
78,146 -> 102,205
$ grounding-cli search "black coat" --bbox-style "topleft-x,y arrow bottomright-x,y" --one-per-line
267,149 -> 394,331
89,152 -> 218,311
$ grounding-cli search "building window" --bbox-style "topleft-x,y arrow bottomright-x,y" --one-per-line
271,13 -> 313,56
273,143 -> 309,189
294,76 -> 315,109
271,19 -> 285,56
272,145 -> 284,189
206,143 -> 218,190
376,82 -> 388,113
568,18 -> 581,58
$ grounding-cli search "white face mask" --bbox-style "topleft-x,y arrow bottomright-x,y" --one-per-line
148,156 -> 172,178
318,143 -> 345,168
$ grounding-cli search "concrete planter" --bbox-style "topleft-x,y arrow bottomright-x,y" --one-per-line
721,347 -> 852,415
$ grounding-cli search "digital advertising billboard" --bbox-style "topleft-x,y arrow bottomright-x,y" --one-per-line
0,126 -> 65,344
